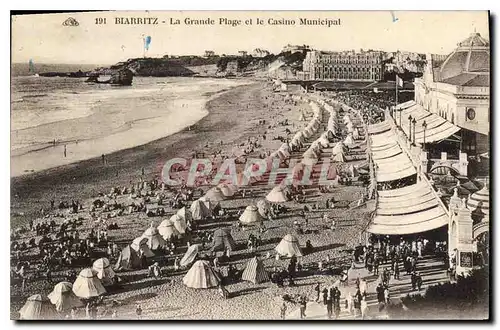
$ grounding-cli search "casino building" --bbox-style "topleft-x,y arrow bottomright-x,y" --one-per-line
301,50 -> 384,81
412,32 -> 490,160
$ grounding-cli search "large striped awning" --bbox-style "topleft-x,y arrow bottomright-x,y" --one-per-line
369,126 -> 416,183
399,102 -> 461,144
367,182 -> 449,235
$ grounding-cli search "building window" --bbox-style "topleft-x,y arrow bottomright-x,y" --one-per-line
467,108 -> 476,121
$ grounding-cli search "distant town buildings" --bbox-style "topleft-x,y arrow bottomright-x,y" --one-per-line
414,32 -> 489,156
386,51 -> 427,73
238,50 -> 248,57
299,50 -> 384,81
204,50 -> 215,57
282,44 -> 310,54
252,48 -> 271,58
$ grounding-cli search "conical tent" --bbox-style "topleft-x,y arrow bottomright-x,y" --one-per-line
319,133 -> 330,148
256,199 -> 270,218
142,223 -> 168,250
190,199 -> 210,221
92,258 -> 116,286
72,268 -> 106,299
183,260 -> 221,289
275,234 -> 302,257
199,196 -> 217,212
332,151 -> 347,163
352,127 -> 360,140
158,219 -> 181,240
19,294 -> 59,320
176,206 -> 192,223
115,245 -> 141,270
241,256 -> 270,284
211,228 -> 236,252
344,134 -> 355,147
204,187 -> 226,202
48,282 -> 83,312
180,244 -> 201,267
239,205 -> 264,225
310,141 -> 322,153
217,183 -> 238,197
170,214 -> 187,234
131,237 -> 155,257
331,142 -> 346,155
266,186 -> 289,203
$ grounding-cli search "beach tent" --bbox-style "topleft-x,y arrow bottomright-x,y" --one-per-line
19,294 -> 59,320
142,223 -> 168,250
343,114 -> 351,124
256,199 -> 270,218
331,142 -> 346,155
211,228 -> 236,252
180,244 -> 201,267
279,143 -> 290,153
114,245 -> 141,270
344,134 -> 356,147
239,205 -> 264,226
332,150 -> 347,163
176,206 -> 191,221
190,199 -> 211,221
266,185 -> 289,203
217,183 -> 238,197
204,187 -> 226,202
131,237 -> 155,258
199,196 -> 217,212
170,213 -> 187,234
352,127 -> 360,140
72,268 -> 106,299
183,260 -> 221,289
275,234 -> 302,257
241,256 -> 270,284
92,257 -> 116,286
292,132 -> 305,144
319,133 -> 330,148
348,164 -> 359,178
303,148 -> 319,160
158,219 -> 181,240
310,140 -> 322,153
48,282 -> 83,312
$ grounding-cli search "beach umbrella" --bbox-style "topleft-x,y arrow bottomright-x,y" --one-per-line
131,237 -> 155,258
72,268 -> 106,299
241,256 -> 270,284
180,244 -> 201,267
142,223 -> 168,250
158,218 -> 181,240
266,185 -> 289,203
239,205 -> 264,226
19,294 -> 60,320
204,187 -> 226,202
170,213 -> 187,234
183,260 -> 221,289
48,282 -> 83,313
92,257 -> 116,286
217,183 -> 238,197
275,234 -> 302,257
114,245 -> 141,270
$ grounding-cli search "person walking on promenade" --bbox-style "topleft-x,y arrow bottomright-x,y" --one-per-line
326,291 -> 333,319
314,282 -> 321,302
299,295 -> 307,319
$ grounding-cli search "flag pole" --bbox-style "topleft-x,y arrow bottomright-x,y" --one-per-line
396,74 -> 401,127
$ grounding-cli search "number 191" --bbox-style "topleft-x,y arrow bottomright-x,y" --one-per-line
95,18 -> 107,24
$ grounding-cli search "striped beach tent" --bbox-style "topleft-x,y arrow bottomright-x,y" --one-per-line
211,228 -> 236,252
183,260 -> 221,289
241,256 -> 270,284
72,268 -> 106,299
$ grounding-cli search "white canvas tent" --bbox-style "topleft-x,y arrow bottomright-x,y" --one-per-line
158,218 -> 181,240
180,244 -> 201,267
72,268 -> 106,299
239,205 -> 264,225
190,199 -> 211,221
183,260 -> 221,289
48,282 -> 83,312
275,234 -> 302,257
92,257 -> 116,286
131,237 -> 155,257
266,186 -> 289,203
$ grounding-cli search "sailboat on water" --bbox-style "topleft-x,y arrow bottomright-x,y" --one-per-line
29,59 -> 39,77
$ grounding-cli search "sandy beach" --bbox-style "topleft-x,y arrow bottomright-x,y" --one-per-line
11,81 -> 374,320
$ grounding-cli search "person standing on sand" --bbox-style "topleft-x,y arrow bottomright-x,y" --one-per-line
299,296 -> 307,319
64,145 -> 67,158
280,301 -> 287,320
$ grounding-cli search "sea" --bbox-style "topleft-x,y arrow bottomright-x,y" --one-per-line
11,70 -> 251,177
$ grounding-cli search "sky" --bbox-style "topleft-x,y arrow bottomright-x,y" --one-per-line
11,11 -> 490,65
